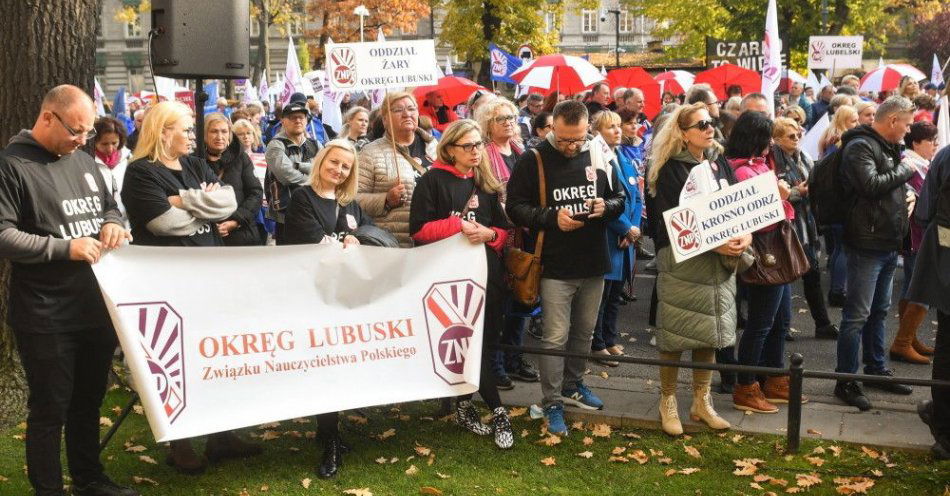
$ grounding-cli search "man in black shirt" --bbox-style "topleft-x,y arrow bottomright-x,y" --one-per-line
585,82 -> 611,118
506,100 -> 624,435
0,85 -> 137,496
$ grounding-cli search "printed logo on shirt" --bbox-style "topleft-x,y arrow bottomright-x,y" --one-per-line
450,210 -> 477,223
551,184 -> 596,217
84,172 -> 100,193
467,195 -> 479,210
116,301 -> 187,424
346,214 -> 357,230
57,195 -> 107,239
670,208 -> 701,255
422,279 -> 485,385
585,166 -> 596,182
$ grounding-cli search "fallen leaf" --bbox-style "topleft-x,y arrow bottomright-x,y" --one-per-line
405,464 -> 419,476
414,444 -> 432,457
829,445 -> 842,457
664,469 -> 677,477
591,424 -> 612,437
796,473 -> 822,488
582,436 -> 594,446
435,472 -> 450,479
806,428 -> 823,436
508,407 -> 527,418
835,477 -> 875,494
346,415 -> 368,425
812,446 -> 826,454
684,445 -> 701,459
608,456 -> 629,463
600,371 -> 609,379
131,476 -> 158,486
572,421 -> 585,430
419,486 -> 443,495
751,483 -> 764,490
745,410 -> 753,416
259,422 -> 281,429
292,417 -> 311,424
259,430 -> 281,441
111,406 -> 122,415
576,451 -> 594,459
733,459 -> 759,476
259,484 -> 269,492
427,454 -> 435,466
649,449 -> 664,456
99,417 -> 113,427
138,455 -> 157,465
390,457 -> 399,464
540,457 -> 556,466
125,445 -> 147,453
537,435 -> 562,447
679,468 -> 700,475
305,431 -> 317,439
731,434 -> 745,443
622,432 -> 642,439
132,405 -> 144,415
870,469 -> 883,477
520,429 -> 530,438
657,457 -> 673,465
342,489 -> 373,496
378,428 -> 396,440
629,450 -> 648,464
786,488 -> 802,493
805,456 -> 825,467
375,457 -> 387,464
611,446 -> 627,455
301,478 -> 312,489
860,446 -> 880,460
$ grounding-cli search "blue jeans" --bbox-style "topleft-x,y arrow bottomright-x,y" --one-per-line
835,247 -> 898,374
828,224 -> 848,294
592,279 -> 624,351
737,283 -> 791,384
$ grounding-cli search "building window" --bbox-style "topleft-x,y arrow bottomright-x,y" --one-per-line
618,10 -> 633,33
544,12 -> 557,33
250,17 -> 260,38
581,10 -> 598,34
124,16 -> 142,38
287,18 -> 303,37
128,67 -> 144,93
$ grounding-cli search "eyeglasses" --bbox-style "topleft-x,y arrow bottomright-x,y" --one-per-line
683,120 -> 714,131
556,137 -> 587,146
390,105 -> 418,114
493,115 -> 517,124
786,133 -> 802,140
52,111 -> 96,140
451,141 -> 485,153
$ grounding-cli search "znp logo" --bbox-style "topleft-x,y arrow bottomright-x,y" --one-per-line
422,279 -> 486,385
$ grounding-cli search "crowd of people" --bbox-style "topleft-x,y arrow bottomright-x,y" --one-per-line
1,66 -> 948,495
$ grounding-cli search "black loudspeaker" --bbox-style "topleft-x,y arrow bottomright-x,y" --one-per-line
150,0 -> 250,79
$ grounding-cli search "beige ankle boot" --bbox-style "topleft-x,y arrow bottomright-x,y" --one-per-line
690,385 -> 730,430
659,394 -> 683,436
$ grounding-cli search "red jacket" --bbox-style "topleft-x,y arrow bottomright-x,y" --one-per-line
419,103 -> 458,133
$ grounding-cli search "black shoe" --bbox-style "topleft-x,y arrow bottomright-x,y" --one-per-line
863,369 -> 913,395
74,478 -> 140,496
636,245 -> 655,259
827,292 -> 847,308
508,358 -> 540,382
932,441 -> 950,461
317,436 -> 344,478
815,323 -> 840,340
834,381 -> 872,411
495,374 -> 515,390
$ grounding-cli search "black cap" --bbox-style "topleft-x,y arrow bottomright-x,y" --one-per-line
290,92 -> 306,103
282,100 -> 310,118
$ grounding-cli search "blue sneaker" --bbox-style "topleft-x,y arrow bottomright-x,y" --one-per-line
543,403 -> 568,435
562,382 -> 604,410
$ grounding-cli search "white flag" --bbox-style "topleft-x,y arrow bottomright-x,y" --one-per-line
802,112 -> 830,162
760,0 -> 782,117
280,36 -> 302,106
258,72 -> 269,103
93,77 -> 106,117
878,56 -> 885,68
445,55 -> 454,76
937,96 -> 949,150
932,54 -> 945,87
242,79 -> 257,105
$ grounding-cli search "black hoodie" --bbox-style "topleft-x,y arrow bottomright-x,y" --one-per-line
839,124 -> 914,252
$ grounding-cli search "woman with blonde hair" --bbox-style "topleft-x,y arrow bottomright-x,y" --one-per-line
644,102 -> 750,436
818,105 -> 858,158
475,97 -> 522,202
899,75 -> 921,100
855,101 -> 877,126
341,105 -> 370,150
123,101 -> 254,474
357,91 -> 438,246
409,119 -> 514,449
203,113 -> 264,246
232,118 -> 263,153
781,105 -> 807,127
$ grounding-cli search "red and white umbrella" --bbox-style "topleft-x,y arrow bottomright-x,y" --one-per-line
654,70 -> 694,95
859,64 -> 927,93
778,69 -> 808,93
412,76 -> 487,107
510,54 -> 605,95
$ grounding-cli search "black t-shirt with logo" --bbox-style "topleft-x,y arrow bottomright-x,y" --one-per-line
409,166 -> 511,237
280,186 -> 373,245
122,155 -> 223,247
0,137 -> 123,333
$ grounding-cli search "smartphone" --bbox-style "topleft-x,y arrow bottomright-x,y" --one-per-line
571,212 -> 590,221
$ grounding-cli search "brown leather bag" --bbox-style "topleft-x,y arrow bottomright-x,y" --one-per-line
740,220 -> 811,286
505,149 -> 546,306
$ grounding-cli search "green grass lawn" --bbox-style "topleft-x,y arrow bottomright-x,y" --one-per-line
1,387 -> 948,495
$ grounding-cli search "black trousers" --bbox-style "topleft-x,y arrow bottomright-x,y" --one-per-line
317,412 -> 339,439
932,310 -> 950,444
801,244 -> 832,328
14,326 -> 117,495
458,255 -> 505,410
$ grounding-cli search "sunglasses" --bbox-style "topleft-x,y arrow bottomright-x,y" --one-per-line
786,133 -> 802,140
684,119 -> 714,131
451,141 -> 485,153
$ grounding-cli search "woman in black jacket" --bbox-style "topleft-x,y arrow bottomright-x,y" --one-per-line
123,101 -> 261,474
280,139 -> 372,478
203,113 -> 265,246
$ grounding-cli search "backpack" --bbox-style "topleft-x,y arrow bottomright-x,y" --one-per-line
264,137 -> 321,213
808,142 -> 854,226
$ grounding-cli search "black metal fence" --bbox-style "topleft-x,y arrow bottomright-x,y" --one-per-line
492,343 -> 950,453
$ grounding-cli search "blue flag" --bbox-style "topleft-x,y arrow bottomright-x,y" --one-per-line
203,82 -> 219,115
112,87 -> 134,135
488,43 -> 523,84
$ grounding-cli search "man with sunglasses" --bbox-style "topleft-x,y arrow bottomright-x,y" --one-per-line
0,85 -> 136,496
506,100 -> 625,435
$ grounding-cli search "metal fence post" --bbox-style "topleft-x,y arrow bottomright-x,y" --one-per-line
786,353 -> 805,453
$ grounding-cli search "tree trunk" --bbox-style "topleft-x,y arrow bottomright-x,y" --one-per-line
258,10 -> 271,86
0,0 -> 102,427
477,1 -> 501,87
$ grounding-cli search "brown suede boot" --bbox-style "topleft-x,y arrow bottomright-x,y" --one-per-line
913,337 -> 935,356
733,383 -> 778,413
167,439 -> 207,475
762,376 -> 809,405
205,430 -> 264,463
890,303 -> 931,364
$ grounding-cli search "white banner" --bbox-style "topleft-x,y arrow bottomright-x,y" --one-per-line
326,39 -> 441,91
663,172 -> 785,263
807,36 -> 863,70
92,236 -> 486,441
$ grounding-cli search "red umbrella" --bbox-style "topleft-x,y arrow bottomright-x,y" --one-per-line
412,76 -> 487,107
694,64 -> 762,101
510,54 -> 605,95
606,67 -> 661,119
654,70 -> 694,96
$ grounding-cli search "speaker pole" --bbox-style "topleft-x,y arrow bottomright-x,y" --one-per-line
195,78 -> 206,158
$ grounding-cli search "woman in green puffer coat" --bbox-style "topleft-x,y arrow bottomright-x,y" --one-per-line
644,102 -> 752,436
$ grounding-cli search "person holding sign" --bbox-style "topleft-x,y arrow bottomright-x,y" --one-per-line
408,120 -> 515,449
357,92 -> 438,247
644,102 -> 749,436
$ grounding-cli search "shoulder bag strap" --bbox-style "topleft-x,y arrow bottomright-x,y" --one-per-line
532,148 -> 546,258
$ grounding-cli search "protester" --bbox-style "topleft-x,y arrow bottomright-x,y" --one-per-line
358,91 -> 438,247
126,108 -> 145,151
542,91 -> 564,113
215,97 -> 232,118
264,99 -> 322,243
409,120 -> 515,449
245,102 -> 265,128
465,89 -> 496,119
856,101 -> 877,126
586,82 -> 611,117
525,111 -> 553,151
840,75 -> 861,92
890,122 -> 939,364
341,106 -> 370,151
789,82 -> 813,123
686,86 -> 724,143
609,87 -> 627,111
739,93 -> 770,115
913,94 -> 936,123
662,91 -> 676,105
781,106 -> 807,127
203,113 -> 265,246
506,100 -> 624,434
590,111 -> 643,367
724,96 -> 742,113
232,118 -> 264,154
518,93 -> 545,140
771,117 -> 838,340
617,109 -> 645,172
0,85 -> 138,496
419,91 -> 458,133
819,105 -> 858,158
92,116 -> 131,227
899,76 -> 921,101
644,102 -> 747,435
811,85 -> 834,124
834,96 -> 917,411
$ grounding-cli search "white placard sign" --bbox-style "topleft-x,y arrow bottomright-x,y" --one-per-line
807,36 -> 864,70
92,236 -> 486,441
326,39 -> 441,91
662,172 -> 786,263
